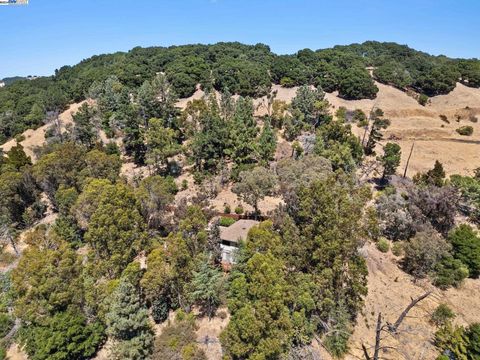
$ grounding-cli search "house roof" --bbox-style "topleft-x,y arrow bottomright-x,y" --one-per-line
219,219 -> 259,243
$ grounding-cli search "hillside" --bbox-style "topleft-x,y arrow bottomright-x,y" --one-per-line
1,42 -> 480,360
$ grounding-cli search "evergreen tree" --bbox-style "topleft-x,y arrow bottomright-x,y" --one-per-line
5,143 -> 31,170
379,142 -> 401,179
191,98 -> 228,172
21,309 -> 104,360
364,116 -> 390,156
72,103 -> 98,149
190,260 -> 224,318
145,118 -> 181,174
84,182 -> 147,277
227,97 -> 258,166
106,278 -> 154,360
257,120 -> 277,164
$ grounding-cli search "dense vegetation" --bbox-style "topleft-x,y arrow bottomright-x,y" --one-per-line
2,41 -> 479,142
0,43 -> 479,359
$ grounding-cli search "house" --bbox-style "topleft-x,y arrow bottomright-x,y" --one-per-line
219,219 -> 259,264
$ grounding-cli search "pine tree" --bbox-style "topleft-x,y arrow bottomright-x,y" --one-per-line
145,118 -> 181,174
379,143 -> 401,179
227,97 -> 258,166
364,118 -> 390,156
72,103 -> 98,149
106,279 -> 154,360
258,120 -> 277,164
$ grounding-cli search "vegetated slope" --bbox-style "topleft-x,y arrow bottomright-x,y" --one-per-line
347,243 -> 480,360
0,101 -> 87,161
1,41 -> 479,142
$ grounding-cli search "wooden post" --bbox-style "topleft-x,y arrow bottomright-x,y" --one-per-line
403,140 -> 415,178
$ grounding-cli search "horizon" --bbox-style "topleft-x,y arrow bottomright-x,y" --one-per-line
1,0 -> 479,79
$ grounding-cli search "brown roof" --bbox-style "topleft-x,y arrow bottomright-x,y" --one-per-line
219,220 -> 259,243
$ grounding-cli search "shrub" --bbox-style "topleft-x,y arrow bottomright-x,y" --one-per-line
402,231 -> 451,279
433,256 -> 469,289
181,179 -> 188,191
152,297 -> 170,324
431,304 -> 455,327
218,310 -> 228,320
376,238 -> 390,253
448,224 -> 480,278
456,126 -> 474,136
392,242 -> 404,257
280,77 -> 295,88
234,206 -> 244,215
439,114 -> 449,124
219,217 -> 236,227
418,94 -> 429,106
376,193 -> 416,241
0,313 -> 13,338
224,204 -> 231,214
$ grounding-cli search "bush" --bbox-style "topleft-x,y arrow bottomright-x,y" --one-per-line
402,231 -> 451,279
392,242 -> 404,257
433,256 -> 469,289
234,206 -> 244,215
224,204 -> 231,214
448,224 -> 480,278
376,238 -> 390,253
152,297 -> 170,324
181,179 -> 188,191
219,217 -> 236,227
439,115 -> 449,124
431,304 -> 455,327
456,126 -> 474,136
280,77 -> 295,88
0,313 -> 13,338
418,94 -> 429,106
218,310 -> 228,320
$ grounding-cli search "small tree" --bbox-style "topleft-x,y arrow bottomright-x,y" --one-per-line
364,118 -> 391,156
232,167 -> 277,216
431,304 -> 455,327
379,143 -> 401,179
106,278 -> 154,360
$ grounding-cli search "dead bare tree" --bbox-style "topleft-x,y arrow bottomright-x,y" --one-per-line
362,291 -> 431,360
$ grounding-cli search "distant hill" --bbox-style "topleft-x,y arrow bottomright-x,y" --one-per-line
1,76 -> 41,86
1,76 -> 26,86
0,41 -> 479,142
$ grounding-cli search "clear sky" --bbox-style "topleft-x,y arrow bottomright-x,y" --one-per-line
1,0 -> 479,78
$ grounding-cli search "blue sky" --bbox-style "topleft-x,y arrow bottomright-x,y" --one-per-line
1,0 -> 479,78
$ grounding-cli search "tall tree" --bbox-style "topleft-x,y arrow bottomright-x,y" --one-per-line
72,103 -> 98,149
257,120 -> 277,164
106,278 -> 154,360
227,97 -> 258,166
84,182 -> 147,277
145,118 -> 181,174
